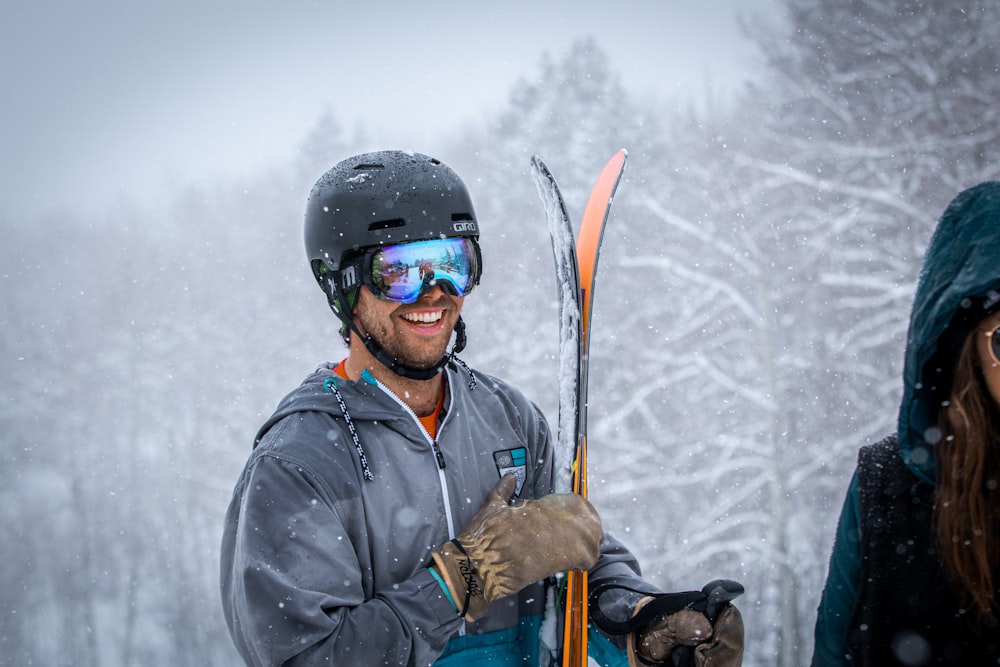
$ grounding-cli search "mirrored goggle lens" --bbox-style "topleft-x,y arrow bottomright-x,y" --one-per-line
369,238 -> 480,303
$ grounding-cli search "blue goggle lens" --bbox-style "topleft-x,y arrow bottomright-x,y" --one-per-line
369,238 -> 480,303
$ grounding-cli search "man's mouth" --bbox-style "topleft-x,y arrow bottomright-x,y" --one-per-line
401,309 -> 444,325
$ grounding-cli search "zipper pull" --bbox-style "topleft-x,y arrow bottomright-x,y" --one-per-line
432,441 -> 446,469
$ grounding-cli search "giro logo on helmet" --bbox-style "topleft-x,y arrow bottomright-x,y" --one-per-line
452,222 -> 477,233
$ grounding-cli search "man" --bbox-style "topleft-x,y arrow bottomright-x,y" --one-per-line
220,150 -> 743,666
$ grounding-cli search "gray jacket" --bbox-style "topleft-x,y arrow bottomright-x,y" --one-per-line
220,361 -> 646,667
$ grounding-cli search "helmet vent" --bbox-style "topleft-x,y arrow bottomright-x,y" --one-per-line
452,213 -> 474,222
368,218 -> 405,231
354,163 -> 385,171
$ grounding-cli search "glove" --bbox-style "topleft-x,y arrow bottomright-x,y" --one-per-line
628,599 -> 744,667
431,474 -> 603,621
691,605 -> 744,666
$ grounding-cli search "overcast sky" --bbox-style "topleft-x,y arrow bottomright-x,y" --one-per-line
1,1 -> 782,218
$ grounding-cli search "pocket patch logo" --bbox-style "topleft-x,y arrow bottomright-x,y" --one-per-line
493,447 -> 527,496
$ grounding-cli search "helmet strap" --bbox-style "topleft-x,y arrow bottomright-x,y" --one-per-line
359,320 -> 461,381
325,273 -> 465,380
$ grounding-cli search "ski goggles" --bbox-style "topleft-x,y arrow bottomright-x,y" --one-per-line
342,237 -> 482,303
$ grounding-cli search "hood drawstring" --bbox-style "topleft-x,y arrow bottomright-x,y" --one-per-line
322,361 -> 477,483
450,355 -> 477,391
323,377 -> 374,481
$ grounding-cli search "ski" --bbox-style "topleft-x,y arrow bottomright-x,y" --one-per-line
530,149 -> 628,667
530,156 -> 581,496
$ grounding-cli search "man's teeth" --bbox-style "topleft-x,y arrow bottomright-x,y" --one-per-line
402,310 -> 443,324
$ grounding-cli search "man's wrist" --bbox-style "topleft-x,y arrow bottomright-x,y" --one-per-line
428,565 -> 458,612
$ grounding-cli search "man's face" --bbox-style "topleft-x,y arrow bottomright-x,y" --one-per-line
353,285 -> 464,369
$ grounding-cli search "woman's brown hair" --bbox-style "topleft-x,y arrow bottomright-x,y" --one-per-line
936,328 -> 1000,625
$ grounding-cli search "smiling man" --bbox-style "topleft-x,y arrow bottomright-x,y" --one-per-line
219,150 -> 743,667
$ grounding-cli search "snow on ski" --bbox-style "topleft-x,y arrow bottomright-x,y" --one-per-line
529,155 -> 581,496
530,149 -> 628,667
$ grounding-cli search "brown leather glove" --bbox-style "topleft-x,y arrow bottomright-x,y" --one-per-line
431,474 -> 603,621
692,605 -> 744,666
628,599 -> 744,667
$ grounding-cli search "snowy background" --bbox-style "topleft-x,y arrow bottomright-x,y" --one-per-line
3,1 -> 1000,666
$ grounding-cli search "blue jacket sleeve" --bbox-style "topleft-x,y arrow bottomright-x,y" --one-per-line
810,472 -> 862,667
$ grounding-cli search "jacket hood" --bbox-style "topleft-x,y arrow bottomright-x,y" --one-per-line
253,361 -> 479,481
254,363 -> 417,446
898,181 -> 1000,484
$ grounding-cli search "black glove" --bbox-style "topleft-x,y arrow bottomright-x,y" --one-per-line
590,579 -> 745,667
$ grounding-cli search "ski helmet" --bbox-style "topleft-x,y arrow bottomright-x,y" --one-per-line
303,150 -> 481,378
305,150 -> 479,277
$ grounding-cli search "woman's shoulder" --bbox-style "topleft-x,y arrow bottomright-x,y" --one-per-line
858,434 -> 899,465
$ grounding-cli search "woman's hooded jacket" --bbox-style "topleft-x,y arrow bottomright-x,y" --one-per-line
812,181 -> 1000,667
898,181 -> 1000,485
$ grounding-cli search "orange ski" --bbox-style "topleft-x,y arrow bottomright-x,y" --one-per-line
530,149 -> 628,667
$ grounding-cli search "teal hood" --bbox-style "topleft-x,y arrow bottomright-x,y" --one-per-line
898,181 -> 1000,485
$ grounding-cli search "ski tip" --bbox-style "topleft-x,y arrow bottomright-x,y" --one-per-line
608,149 -> 628,178
601,149 -> 628,175
529,155 -> 552,177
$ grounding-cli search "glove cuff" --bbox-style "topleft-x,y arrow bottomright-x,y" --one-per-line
431,539 -> 489,621
627,597 -> 657,667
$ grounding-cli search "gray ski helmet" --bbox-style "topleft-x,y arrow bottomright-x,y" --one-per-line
305,150 -> 480,285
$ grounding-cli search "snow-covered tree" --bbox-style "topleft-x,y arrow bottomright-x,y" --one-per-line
605,2 -> 1000,665
6,5 -> 1000,664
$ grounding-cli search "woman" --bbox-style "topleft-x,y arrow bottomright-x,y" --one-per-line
812,181 -> 1000,666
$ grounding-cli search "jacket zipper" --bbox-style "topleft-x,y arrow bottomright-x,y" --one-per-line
373,380 -> 457,539
431,441 -> 446,470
